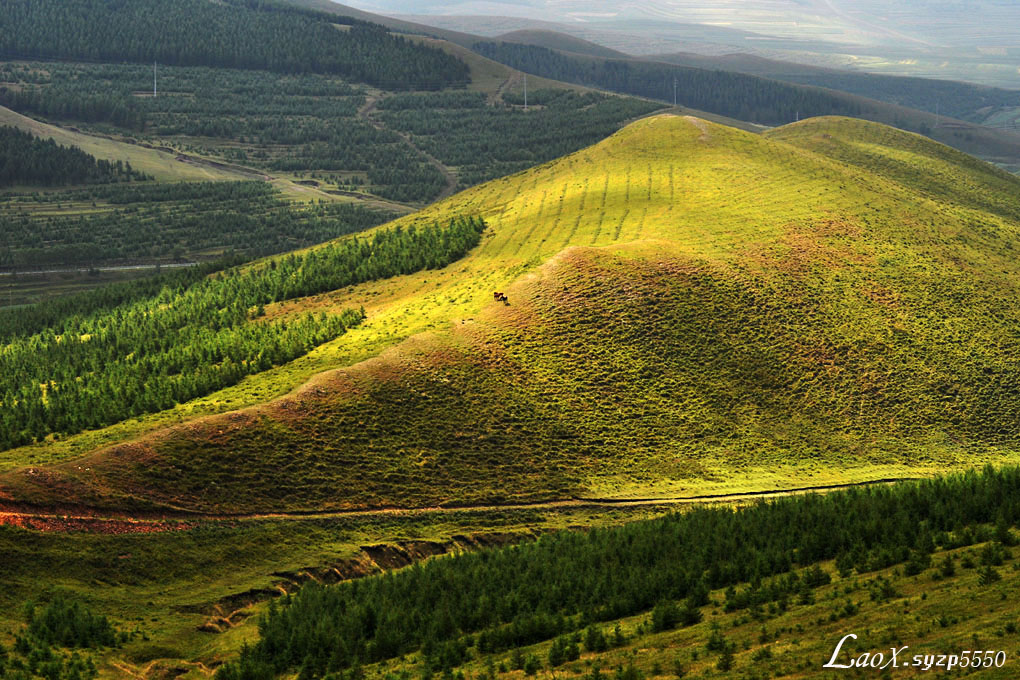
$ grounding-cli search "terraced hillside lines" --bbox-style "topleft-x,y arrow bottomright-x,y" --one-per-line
8,115 -> 1020,514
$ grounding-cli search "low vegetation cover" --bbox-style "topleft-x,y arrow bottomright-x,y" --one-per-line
215,466 -> 1020,679
0,125 -> 147,187
0,0 -> 469,90
0,181 -> 395,267
0,215 -> 485,449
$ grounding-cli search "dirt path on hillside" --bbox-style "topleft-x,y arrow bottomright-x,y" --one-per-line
357,94 -> 459,201
495,70 -> 523,105
0,477 -> 920,534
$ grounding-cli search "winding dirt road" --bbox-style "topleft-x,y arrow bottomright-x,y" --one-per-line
0,477 -> 920,534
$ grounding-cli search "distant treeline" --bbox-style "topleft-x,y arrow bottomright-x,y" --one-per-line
0,126 -> 147,186
473,42 -> 869,126
0,0 -> 469,90
216,465 -> 1020,679
0,216 -> 486,449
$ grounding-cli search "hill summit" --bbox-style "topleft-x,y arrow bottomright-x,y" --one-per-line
5,115 -> 1020,513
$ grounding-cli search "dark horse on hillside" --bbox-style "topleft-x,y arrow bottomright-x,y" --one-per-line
493,291 -> 509,304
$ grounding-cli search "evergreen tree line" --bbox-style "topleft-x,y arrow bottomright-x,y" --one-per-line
377,90 -> 665,189
472,42 -> 870,126
1,182 -> 394,267
757,71 -> 1020,123
216,465 -> 1020,680
0,0 -> 469,90
0,87 -> 146,131
0,216 -> 486,449
0,258 -> 243,342
0,126 -> 148,187
0,597 -> 127,680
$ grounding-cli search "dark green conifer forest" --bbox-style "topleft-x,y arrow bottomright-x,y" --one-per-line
0,126 -> 147,186
0,0 -> 469,90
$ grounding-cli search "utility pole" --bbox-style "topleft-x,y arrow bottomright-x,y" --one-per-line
153,61 -> 157,98
673,77 -> 677,107
524,72 -> 527,111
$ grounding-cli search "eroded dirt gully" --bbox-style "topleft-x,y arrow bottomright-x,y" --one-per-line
188,532 -> 536,634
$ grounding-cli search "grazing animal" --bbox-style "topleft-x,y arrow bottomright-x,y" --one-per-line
493,291 -> 509,304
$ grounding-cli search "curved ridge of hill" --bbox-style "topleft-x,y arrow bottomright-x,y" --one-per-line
5,115 -> 1020,514
495,30 -> 629,58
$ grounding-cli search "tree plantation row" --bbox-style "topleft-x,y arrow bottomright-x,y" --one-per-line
0,216 -> 486,450
376,90 -> 665,190
215,466 -> 1020,679
1,181 -> 395,267
0,63 -> 665,203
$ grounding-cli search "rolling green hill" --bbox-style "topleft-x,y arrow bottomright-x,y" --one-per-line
5,114 -> 1020,514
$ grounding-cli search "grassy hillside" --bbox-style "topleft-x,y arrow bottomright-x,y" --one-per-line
496,30 -> 629,59
6,115 -> 1020,514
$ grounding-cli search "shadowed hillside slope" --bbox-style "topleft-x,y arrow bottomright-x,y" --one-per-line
5,115 -> 1020,514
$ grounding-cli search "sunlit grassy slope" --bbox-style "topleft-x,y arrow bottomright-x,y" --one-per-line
6,114 -> 1020,513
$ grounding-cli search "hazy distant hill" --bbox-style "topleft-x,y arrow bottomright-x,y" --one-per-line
495,30 -> 628,59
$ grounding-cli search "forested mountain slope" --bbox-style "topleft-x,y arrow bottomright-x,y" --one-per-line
0,0 -> 468,90
5,115 -> 1020,514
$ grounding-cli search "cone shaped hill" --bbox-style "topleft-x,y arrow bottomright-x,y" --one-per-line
5,114 -> 1020,514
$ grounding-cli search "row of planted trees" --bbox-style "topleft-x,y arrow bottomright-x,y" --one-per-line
0,216 -> 486,449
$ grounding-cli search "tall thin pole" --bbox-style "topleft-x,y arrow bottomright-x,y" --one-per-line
935,101 -> 940,128
524,72 -> 527,111
153,61 -> 157,98
673,77 -> 677,107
